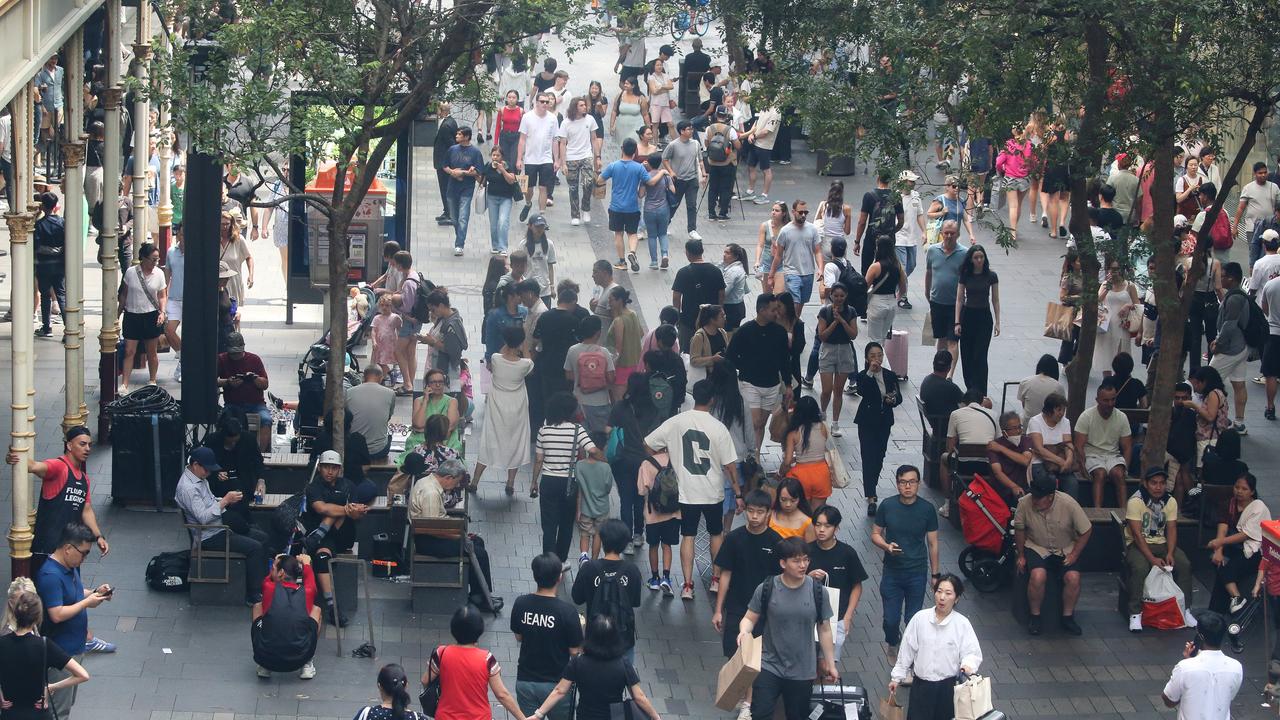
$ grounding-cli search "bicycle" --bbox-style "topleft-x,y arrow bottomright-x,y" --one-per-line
668,0 -> 711,41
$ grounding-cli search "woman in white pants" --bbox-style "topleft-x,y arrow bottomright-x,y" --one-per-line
864,235 -> 908,349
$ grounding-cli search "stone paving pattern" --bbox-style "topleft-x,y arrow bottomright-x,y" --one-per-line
2,31 -> 1280,720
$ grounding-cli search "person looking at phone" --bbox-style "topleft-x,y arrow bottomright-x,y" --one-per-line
35,521 -> 114,720
301,450 -> 378,627
1162,609 -> 1242,718
870,464 -> 940,664
216,331 -> 272,451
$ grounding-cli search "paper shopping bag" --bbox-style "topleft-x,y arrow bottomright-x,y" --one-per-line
715,634 -> 762,710
922,310 -> 936,346
1043,302 -> 1076,341
878,690 -> 905,720
826,446 -> 850,489
953,674 -> 994,720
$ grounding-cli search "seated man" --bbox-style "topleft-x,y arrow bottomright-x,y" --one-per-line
945,387 -> 998,516
252,553 -> 321,680
986,411 -> 1034,506
1073,379 -> 1133,508
302,450 -> 378,626
409,456 -> 502,612
345,366 -> 396,459
1027,392 -> 1083,500
1013,475 -> 1092,636
1124,467 -> 1195,633
175,447 -> 269,605
216,331 -> 272,451
202,415 -> 265,537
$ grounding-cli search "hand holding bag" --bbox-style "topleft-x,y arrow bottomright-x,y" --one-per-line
1141,566 -> 1187,629
878,689 -> 906,720
473,185 -> 487,215
953,674 -> 994,720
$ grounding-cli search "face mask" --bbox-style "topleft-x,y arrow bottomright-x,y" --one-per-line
1006,434 -> 1023,445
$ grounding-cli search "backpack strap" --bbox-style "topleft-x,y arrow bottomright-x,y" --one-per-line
811,577 -> 825,624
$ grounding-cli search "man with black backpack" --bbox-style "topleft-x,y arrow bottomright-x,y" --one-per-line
1211,262 -> 1260,435
253,553 -> 321,680
703,106 -> 739,221
855,169 -> 904,274
737,536 -> 839,720
571,520 -> 643,662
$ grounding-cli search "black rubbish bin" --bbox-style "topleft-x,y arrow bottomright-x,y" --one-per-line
107,386 -> 186,507
816,149 -> 856,176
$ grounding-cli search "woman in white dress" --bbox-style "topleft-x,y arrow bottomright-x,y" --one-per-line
1093,258 -> 1140,376
473,324 -> 535,495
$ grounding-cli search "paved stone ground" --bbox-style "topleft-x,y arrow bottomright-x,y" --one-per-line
2,29 -> 1280,720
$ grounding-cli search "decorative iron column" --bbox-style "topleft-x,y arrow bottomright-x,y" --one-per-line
7,86 -> 37,579
130,6 -> 151,257
97,0 -> 124,440
63,27 -> 89,431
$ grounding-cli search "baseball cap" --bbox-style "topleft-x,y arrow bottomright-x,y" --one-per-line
1143,466 -> 1169,482
189,446 -> 222,472
715,105 -> 729,117
226,332 -> 245,352
317,450 -> 342,467
1029,475 -> 1057,498
1173,214 -> 1190,229
528,214 -> 548,229
898,170 -> 919,182
1264,229 -> 1280,249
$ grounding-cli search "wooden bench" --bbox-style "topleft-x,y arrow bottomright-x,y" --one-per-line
250,492 -> 393,563
410,516 -> 470,614
185,523 -> 246,606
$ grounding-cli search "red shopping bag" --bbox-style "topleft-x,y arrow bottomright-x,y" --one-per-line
1142,596 -> 1185,630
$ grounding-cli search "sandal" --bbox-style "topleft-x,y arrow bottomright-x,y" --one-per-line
505,483 -> 515,496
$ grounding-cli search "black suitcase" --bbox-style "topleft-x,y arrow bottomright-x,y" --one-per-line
809,684 -> 871,720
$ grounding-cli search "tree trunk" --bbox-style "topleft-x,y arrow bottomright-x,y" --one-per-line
324,211 -> 352,456
1062,19 -> 1109,422
717,3 -> 747,72
1140,138 -> 1181,469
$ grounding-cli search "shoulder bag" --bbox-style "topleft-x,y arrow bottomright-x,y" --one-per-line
133,265 -> 163,315
419,645 -> 444,715
608,663 -> 637,720
566,424 -> 584,497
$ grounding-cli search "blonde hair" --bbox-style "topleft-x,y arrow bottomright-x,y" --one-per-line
2,577 -> 37,633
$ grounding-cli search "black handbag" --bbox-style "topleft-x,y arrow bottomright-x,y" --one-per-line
419,646 -> 444,715
608,681 -> 636,720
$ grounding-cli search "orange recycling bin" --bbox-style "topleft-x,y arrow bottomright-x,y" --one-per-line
1262,519 -> 1280,564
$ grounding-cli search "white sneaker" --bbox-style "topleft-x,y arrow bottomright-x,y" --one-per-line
257,665 -> 272,678
571,217 -> 581,226
736,700 -> 752,720
582,211 -> 591,223
453,247 -> 464,256
1183,609 -> 1198,628
1129,613 -> 1143,632
688,230 -> 703,241
173,358 -> 182,382
1230,595 -> 1248,614
1253,376 -> 1266,385
299,661 -> 316,679
938,504 -> 950,519
578,552 -> 590,565
831,421 -> 843,438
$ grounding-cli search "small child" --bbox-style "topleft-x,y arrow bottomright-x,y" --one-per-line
371,295 -> 401,382
638,450 -> 680,596
565,316 -> 616,433
576,431 -> 615,563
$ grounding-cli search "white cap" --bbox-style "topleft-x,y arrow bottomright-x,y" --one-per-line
1263,229 -> 1279,242
898,169 -> 919,182
317,450 -> 342,466
1173,214 -> 1190,229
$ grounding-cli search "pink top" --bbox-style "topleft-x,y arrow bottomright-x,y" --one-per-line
371,312 -> 401,365
995,139 -> 1033,179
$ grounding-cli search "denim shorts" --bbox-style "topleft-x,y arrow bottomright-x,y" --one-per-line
397,316 -> 421,338
783,273 -> 815,304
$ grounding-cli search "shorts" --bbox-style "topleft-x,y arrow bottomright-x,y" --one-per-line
679,502 -> 725,537
783,274 -> 815,304
929,301 -> 958,340
525,163 -> 556,189
122,310 -> 163,341
646,518 -> 681,547
1003,175 -> 1031,193
650,104 -> 673,125
746,145 -> 772,170
1209,347 -> 1249,383
165,298 -> 182,323
1085,453 -> 1126,475
609,210 -> 641,234
1041,165 -> 1070,194
577,514 -> 609,535
229,403 -> 274,428
1023,548 -> 1078,575
739,380 -> 781,413
721,609 -> 746,658
397,316 -> 422,338
1262,335 -> 1280,378
818,342 -> 857,374
615,364 -> 641,387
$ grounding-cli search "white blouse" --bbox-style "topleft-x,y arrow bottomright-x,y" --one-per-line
892,608 -> 983,683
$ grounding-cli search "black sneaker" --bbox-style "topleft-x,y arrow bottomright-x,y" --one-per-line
799,376 -> 814,389
1058,226 -> 1068,239
1267,407 -> 1277,421
627,252 -> 640,273
519,204 -> 532,222
325,603 -> 349,628
1060,615 -> 1082,636
1027,614 -> 1042,636
35,327 -> 52,337
867,499 -> 877,517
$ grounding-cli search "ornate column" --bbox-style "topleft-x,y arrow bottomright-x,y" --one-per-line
156,27 -> 172,261
130,8 -> 151,257
8,86 -> 36,579
63,28 -> 88,430
97,0 -> 124,439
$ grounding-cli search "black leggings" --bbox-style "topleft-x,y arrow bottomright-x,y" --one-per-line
36,264 -> 66,331
858,421 -> 891,499
539,474 -> 578,563
959,306 -> 993,396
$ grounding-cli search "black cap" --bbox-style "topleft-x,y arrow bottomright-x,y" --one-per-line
1029,475 -> 1057,498
1143,466 -> 1169,481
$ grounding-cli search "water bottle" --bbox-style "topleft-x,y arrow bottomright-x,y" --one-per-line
254,479 -> 266,505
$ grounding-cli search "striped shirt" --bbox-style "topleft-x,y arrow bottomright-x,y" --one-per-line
535,423 -> 595,477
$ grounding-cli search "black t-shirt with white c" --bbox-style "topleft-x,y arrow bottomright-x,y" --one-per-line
806,539 -> 869,617
509,593 -> 584,682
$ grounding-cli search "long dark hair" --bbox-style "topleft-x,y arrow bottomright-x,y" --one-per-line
524,223 -> 549,256
708,360 -> 745,435
623,372 -> 657,417
874,235 -> 901,278
825,181 -> 844,217
960,243 -> 992,279
696,304 -> 724,329
376,663 -> 412,719
786,395 -> 822,452
773,475 -> 813,516
482,256 -> 507,294
725,242 -> 749,269
584,614 -> 625,660
1190,366 -> 1226,399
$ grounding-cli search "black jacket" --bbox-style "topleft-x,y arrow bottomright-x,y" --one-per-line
433,116 -> 459,170
852,369 -> 901,427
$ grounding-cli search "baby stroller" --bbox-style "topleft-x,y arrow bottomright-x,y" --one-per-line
957,473 -> 1015,593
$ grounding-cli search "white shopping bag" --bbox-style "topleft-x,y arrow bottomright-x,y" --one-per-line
953,674 -> 994,720
1142,566 -> 1187,629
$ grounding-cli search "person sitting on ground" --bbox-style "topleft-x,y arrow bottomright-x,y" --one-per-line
987,411 -> 1035,506
1073,379 -> 1133,507
216,331 -> 273,451
0,590 -> 90,718
175,447 -> 270,605
1209,472 -> 1270,615
1013,475 -> 1092,636
572,519 -> 644,663
202,415 -> 265,537
1124,467 -> 1196,632
409,456 -> 502,612
252,553 -> 321,680
301,450 -> 378,626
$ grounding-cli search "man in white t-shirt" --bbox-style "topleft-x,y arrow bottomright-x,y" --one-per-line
1258,275 -> 1280,420
1161,610 -> 1241,720
1249,230 -> 1280,296
895,170 -> 926,309
517,91 -> 560,223
1236,162 -> 1280,268
644,380 -> 741,601
1026,392 -> 1082,499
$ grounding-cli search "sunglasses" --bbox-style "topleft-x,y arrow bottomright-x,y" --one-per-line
539,100 -> 551,105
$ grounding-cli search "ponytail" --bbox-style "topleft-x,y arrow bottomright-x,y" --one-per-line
377,663 -> 412,718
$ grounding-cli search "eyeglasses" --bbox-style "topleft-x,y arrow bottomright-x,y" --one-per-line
70,544 -> 92,557
947,183 -> 958,188
897,478 -> 920,486
427,379 -> 445,385
539,100 -> 551,105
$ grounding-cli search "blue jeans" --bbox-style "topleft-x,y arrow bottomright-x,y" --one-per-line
644,204 -> 671,263
447,188 -> 474,249
487,195 -> 513,252
896,245 -> 917,276
880,568 -> 927,646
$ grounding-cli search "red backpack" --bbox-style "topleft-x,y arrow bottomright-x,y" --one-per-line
576,346 -> 610,393
1209,211 -> 1232,251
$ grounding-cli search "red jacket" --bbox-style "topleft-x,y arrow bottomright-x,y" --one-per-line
261,563 -> 316,613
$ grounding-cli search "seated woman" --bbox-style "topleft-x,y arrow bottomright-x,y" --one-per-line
409,456 -> 501,612
1210,472 -> 1270,614
779,396 -> 831,506
768,476 -> 816,542
404,414 -> 462,482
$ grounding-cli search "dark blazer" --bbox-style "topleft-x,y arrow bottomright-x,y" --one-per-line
433,116 -> 459,170
852,369 -> 901,427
